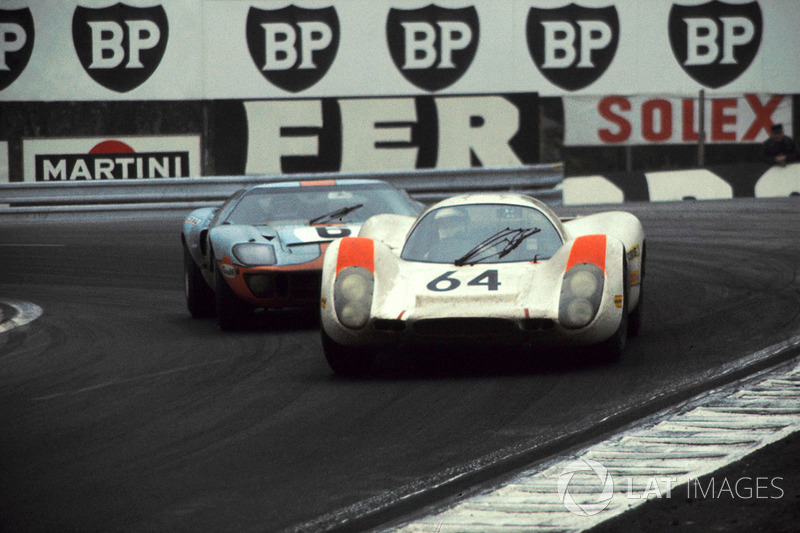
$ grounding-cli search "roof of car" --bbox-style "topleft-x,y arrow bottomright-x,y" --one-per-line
248,178 -> 390,190
423,192 -> 553,213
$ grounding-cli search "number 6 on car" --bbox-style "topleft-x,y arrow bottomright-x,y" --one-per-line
320,193 -> 645,376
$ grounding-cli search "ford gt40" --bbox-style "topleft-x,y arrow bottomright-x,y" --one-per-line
320,193 -> 645,375
181,179 -> 421,329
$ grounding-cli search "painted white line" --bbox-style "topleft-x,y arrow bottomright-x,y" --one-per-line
388,343 -> 800,533
0,299 -> 43,334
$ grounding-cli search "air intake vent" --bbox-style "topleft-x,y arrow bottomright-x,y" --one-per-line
413,318 -> 515,338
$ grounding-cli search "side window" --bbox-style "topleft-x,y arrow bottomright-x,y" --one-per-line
211,189 -> 246,226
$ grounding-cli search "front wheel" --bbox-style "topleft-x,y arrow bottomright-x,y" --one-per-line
627,241 -> 645,337
321,329 -> 375,377
184,244 -> 215,318
596,257 -> 628,363
214,261 -> 253,330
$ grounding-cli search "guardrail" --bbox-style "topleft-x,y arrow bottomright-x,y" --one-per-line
0,165 -> 563,213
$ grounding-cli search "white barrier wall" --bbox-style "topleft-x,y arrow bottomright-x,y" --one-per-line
2,1 -> 799,184
1,0 -> 798,101
561,163 -> 800,205
0,142 -> 8,183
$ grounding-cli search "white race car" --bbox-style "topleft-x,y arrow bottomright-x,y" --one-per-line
319,193 -> 645,375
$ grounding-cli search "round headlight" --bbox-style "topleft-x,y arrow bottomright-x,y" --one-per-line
569,269 -> 599,298
565,299 -> 595,328
339,302 -> 370,329
559,263 -> 605,330
340,273 -> 369,302
334,266 -> 374,330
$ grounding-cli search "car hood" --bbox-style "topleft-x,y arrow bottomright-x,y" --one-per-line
374,260 -> 562,321
210,223 -> 362,266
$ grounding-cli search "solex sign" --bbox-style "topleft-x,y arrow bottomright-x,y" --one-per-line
563,94 -> 792,146
72,3 -> 168,93
669,0 -> 762,89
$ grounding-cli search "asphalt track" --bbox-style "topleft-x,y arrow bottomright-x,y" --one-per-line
0,198 -> 798,532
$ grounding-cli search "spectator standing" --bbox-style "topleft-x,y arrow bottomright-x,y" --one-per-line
762,123 -> 799,166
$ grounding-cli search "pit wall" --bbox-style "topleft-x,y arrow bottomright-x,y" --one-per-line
1,1 -> 799,186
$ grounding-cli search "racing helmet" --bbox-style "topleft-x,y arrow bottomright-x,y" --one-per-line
433,207 -> 468,240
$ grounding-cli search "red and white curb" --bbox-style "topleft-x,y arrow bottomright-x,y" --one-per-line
388,338 -> 800,532
0,299 -> 43,334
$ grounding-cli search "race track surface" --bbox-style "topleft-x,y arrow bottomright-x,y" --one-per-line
0,198 -> 798,532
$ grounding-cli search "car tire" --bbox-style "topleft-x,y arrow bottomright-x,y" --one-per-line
597,256 -> 628,363
628,284 -> 644,337
214,258 -> 253,330
321,329 -> 375,377
627,241 -> 645,337
184,244 -> 215,318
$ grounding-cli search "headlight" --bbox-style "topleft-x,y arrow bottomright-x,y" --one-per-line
340,273 -> 369,301
567,269 -> 599,298
232,243 -> 276,266
559,263 -> 604,329
334,266 -> 374,329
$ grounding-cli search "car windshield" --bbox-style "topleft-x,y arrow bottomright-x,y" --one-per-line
223,183 -> 420,226
401,204 -> 563,264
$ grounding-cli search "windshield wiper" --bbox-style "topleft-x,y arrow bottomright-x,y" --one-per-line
308,203 -> 364,225
453,227 -> 540,267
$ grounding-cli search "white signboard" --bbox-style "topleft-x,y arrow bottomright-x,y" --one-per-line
22,135 -> 201,182
564,94 -> 793,146
0,142 -> 8,182
243,93 -> 540,174
0,0 -> 798,100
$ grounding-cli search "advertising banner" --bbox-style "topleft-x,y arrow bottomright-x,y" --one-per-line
0,141 -> 8,182
564,94 -> 793,146
0,0 -> 798,101
240,93 -> 540,174
22,135 -> 201,182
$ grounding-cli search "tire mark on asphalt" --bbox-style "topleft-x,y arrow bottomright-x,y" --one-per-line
31,359 -> 230,402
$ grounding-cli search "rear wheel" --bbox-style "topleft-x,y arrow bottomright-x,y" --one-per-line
214,259 -> 253,330
321,329 -> 375,377
184,244 -> 215,318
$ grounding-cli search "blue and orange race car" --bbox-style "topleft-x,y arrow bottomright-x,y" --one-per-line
181,179 -> 421,329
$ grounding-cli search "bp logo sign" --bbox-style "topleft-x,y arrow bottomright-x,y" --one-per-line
557,458 -> 614,516
526,4 -> 619,92
0,8 -> 34,92
386,4 -> 479,92
246,5 -> 340,93
72,3 -> 169,93
668,0 -> 762,89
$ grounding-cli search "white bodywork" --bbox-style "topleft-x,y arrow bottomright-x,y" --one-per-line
320,193 -> 644,353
